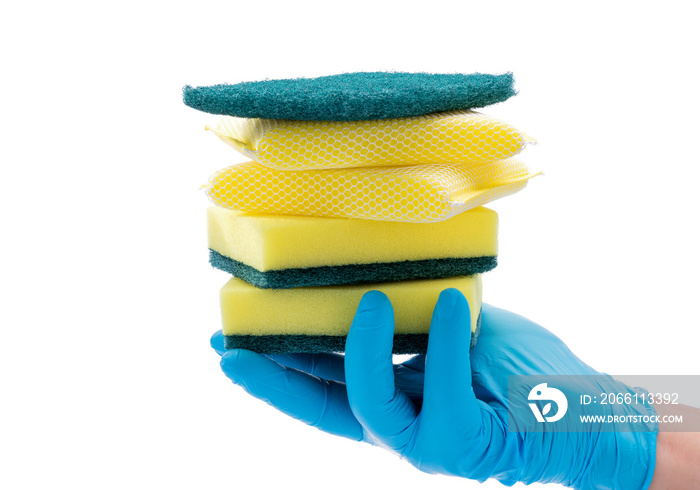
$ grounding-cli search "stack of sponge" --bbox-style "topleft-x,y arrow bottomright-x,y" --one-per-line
184,72 -> 537,354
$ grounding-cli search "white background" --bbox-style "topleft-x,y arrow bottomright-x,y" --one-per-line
2,1 -> 699,489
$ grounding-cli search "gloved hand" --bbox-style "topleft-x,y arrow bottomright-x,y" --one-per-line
211,289 -> 658,489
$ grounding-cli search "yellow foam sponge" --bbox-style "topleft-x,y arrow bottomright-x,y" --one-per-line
206,111 -> 534,170
208,206 -> 498,287
208,206 -> 498,271
205,159 -> 537,223
219,275 -> 482,337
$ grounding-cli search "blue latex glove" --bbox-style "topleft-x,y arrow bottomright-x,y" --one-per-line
212,289 -> 657,489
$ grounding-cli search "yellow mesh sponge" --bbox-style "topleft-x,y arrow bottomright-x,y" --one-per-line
206,110 -> 535,170
205,159 -> 538,223
220,275 -> 482,336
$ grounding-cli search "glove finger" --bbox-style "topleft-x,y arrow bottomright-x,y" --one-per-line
220,349 -> 363,441
211,331 -> 347,382
210,330 -> 226,356
400,354 -> 425,370
266,353 -> 346,383
214,332 -> 424,388
421,289 -> 482,438
268,353 -> 423,389
344,291 -> 418,451
394,356 -> 425,400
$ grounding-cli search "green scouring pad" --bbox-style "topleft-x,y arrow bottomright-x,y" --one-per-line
223,314 -> 482,354
210,250 -> 496,289
183,71 -> 515,121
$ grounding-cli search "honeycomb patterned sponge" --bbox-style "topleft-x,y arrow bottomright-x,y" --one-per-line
220,275 -> 482,354
206,111 -> 534,171
205,159 -> 537,223
183,72 -> 515,121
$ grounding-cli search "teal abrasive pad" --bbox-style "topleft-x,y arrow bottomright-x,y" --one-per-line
183,72 -> 515,121
209,249 -> 497,289
223,312 -> 482,354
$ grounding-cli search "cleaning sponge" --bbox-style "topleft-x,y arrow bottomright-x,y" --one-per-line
208,206 -> 498,288
205,159 -> 537,223
220,275 -> 482,354
206,110 -> 534,170
183,72 -> 515,121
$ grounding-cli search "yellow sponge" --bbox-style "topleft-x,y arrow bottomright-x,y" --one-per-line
206,111 -> 534,170
208,205 -> 497,270
205,159 -> 537,223
207,206 -> 498,288
220,275 -> 482,337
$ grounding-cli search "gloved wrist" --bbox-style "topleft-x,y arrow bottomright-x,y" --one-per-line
512,381 -> 658,490
570,385 -> 658,490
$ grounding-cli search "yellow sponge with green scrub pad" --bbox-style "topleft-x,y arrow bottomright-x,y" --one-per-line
207,206 -> 498,288
206,111 -> 534,170
220,275 -> 482,354
205,159 -> 537,223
